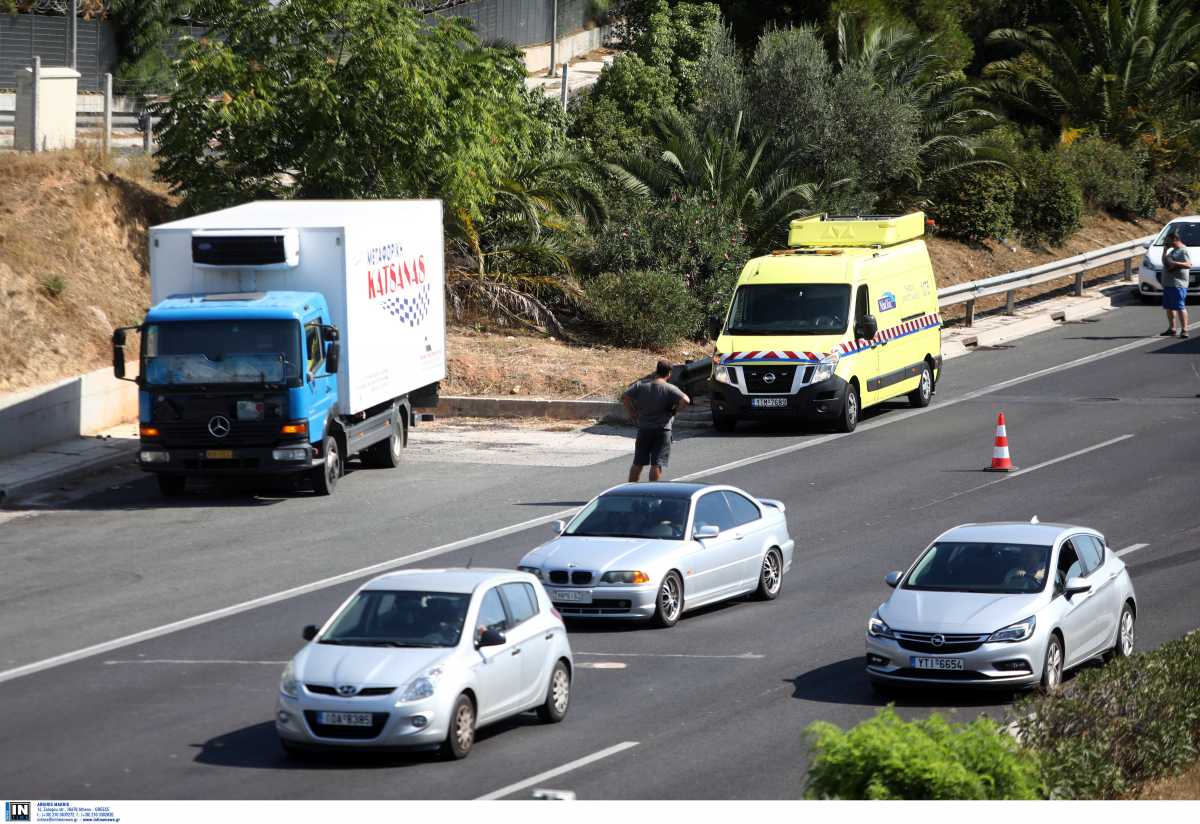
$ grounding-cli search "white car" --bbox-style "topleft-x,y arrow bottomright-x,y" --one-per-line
1136,217 -> 1200,300
518,482 -> 794,627
276,569 -> 573,759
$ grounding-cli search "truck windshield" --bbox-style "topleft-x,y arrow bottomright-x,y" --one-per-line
724,284 -> 851,335
143,320 -> 300,386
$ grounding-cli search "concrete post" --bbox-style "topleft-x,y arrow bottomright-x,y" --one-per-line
1005,289 -> 1015,315
143,117 -> 152,155
1124,257 -> 1133,280
103,73 -> 112,156
560,62 -> 569,112
69,0 -> 78,71
31,56 -> 40,154
547,0 -> 558,77
1073,269 -> 1085,296
964,299 -> 975,327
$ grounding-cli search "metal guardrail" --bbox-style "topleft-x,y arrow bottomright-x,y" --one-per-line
937,234 -> 1154,325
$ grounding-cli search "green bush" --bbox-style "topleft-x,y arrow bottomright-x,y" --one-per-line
1062,137 -> 1155,217
584,269 -> 703,349
805,707 -> 1042,799
569,53 -> 679,160
1014,150 -> 1083,246
928,166 -> 1018,241
1013,630 -> 1200,799
42,276 -> 67,298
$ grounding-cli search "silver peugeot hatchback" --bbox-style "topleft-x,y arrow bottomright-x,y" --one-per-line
866,521 -> 1137,691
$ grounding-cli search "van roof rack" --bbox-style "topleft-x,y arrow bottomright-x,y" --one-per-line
788,212 -> 925,248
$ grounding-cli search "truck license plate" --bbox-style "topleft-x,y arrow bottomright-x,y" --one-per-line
316,711 -> 373,727
205,450 -> 234,459
551,590 -> 592,604
751,398 -> 788,408
910,657 -> 965,670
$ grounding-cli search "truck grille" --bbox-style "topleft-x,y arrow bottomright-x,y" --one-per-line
153,420 -> 287,447
743,365 -> 796,394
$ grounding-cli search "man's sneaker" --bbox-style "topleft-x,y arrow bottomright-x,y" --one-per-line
1160,329 -> 1177,336
1180,330 -> 1190,338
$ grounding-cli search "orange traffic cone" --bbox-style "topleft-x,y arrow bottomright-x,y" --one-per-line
985,412 -> 1016,471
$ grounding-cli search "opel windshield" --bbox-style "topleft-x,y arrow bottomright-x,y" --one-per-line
724,283 -> 851,335
143,320 -> 301,386
903,542 -> 1051,594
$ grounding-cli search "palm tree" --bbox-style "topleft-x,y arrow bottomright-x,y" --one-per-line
607,109 -> 829,251
982,0 -> 1200,148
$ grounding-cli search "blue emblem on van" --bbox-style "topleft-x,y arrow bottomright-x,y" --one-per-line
877,291 -> 897,312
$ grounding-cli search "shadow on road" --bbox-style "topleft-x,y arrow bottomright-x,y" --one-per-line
786,656 -> 1018,710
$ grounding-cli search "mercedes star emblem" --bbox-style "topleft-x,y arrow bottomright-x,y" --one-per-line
762,372 -> 776,384
336,684 -> 359,697
930,634 -> 945,647
207,415 -> 232,438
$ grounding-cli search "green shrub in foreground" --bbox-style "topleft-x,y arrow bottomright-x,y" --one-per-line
928,167 -> 1018,242
584,269 -> 702,349
1013,630 -> 1200,799
1015,150 -> 1083,247
805,706 -> 1042,799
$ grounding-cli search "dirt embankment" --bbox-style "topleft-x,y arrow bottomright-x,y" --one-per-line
0,151 -> 1176,400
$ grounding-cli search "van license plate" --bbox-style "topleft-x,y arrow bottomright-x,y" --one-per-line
910,657 -> 965,670
316,712 -> 373,727
205,450 -> 234,459
751,398 -> 788,408
551,590 -> 592,604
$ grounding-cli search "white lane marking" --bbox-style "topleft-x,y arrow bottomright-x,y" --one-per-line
0,331 -> 1170,685
575,651 -> 764,660
475,741 -> 639,800
577,662 -> 627,669
915,434 -> 1135,510
1116,543 -> 1149,557
103,659 -> 286,665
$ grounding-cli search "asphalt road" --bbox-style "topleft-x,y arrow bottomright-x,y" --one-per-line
2,301 -> 1199,799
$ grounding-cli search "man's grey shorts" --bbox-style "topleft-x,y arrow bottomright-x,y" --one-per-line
633,429 -> 672,467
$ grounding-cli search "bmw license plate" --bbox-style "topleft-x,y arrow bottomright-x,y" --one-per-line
751,398 -> 788,408
551,589 -> 592,604
910,657 -> 965,671
317,711 -> 373,727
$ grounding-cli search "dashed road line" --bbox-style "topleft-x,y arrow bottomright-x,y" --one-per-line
475,741 -> 639,800
1116,543 -> 1149,557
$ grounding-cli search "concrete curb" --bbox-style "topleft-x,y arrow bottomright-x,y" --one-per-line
0,440 -> 139,505
942,292 -> 1118,362
433,395 -> 625,422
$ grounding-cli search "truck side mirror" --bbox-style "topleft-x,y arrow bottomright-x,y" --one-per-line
112,327 -> 135,381
707,315 -> 722,340
324,341 -> 341,375
855,315 -> 878,341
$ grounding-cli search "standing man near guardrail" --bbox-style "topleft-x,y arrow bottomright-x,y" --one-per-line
622,360 -> 690,482
1161,231 -> 1192,338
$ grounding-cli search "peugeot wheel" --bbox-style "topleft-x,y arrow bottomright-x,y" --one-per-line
652,572 -> 683,628
310,434 -> 341,496
1041,634 -> 1064,692
754,548 -> 783,601
441,693 -> 476,760
536,661 -> 571,723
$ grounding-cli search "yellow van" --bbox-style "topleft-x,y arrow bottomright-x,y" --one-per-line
708,212 -> 941,433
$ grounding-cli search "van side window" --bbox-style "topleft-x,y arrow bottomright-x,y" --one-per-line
305,323 -> 323,372
854,285 -> 870,322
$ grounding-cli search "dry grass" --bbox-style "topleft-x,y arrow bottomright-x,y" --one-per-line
1134,760 -> 1200,799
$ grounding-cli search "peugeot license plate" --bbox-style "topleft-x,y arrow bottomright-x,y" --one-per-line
551,589 -> 592,604
910,657 -> 965,670
205,449 -> 234,459
316,711 -> 373,727
751,398 -> 787,408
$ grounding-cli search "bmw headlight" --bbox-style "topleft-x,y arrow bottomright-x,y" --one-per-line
518,565 -> 543,579
600,570 -> 651,585
813,351 -> 840,383
867,613 -> 895,639
987,616 -> 1036,643
399,667 -> 443,702
279,661 -> 301,698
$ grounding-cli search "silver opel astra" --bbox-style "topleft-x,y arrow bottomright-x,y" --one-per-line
866,521 -> 1137,691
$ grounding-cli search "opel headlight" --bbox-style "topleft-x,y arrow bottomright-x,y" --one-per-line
813,351 -> 840,383
279,661 -> 301,698
713,365 -> 732,384
987,616 -> 1036,643
600,570 -> 651,585
867,613 -> 895,639
518,565 -> 543,579
399,667 -> 443,702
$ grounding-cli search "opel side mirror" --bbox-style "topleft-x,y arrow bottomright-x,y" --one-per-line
1065,577 -> 1091,598
302,625 -> 318,641
694,523 -> 720,540
884,571 -> 903,588
325,341 -> 341,374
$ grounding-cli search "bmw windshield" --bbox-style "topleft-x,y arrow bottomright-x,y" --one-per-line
318,590 -> 471,648
143,320 -> 301,386
566,495 -> 690,540
903,542 -> 1051,594
723,283 -> 851,335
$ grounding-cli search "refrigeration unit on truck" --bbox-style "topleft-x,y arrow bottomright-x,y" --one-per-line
112,200 -> 446,497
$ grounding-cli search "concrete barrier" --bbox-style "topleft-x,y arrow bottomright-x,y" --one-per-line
523,24 -> 613,74
0,363 -> 137,460
429,395 -> 626,423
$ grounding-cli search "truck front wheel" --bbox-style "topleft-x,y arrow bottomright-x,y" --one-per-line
310,434 -> 341,496
156,475 -> 186,497
362,406 -> 405,469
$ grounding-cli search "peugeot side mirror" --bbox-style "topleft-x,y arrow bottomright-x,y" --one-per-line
694,523 -> 720,540
884,571 -> 903,588
707,315 -> 722,340
551,520 -> 566,534
1064,577 -> 1091,598
855,314 -> 879,340
302,624 -> 318,641
325,341 -> 341,375
477,627 -> 506,647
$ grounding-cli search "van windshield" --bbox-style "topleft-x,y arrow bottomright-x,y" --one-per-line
724,284 -> 850,335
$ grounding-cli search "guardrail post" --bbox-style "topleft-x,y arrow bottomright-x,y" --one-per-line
964,299 -> 975,327
1005,289 -> 1015,315
561,62 -> 569,112
1124,257 -> 1133,280
1073,270 -> 1084,296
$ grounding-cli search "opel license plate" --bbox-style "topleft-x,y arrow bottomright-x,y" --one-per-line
751,398 -> 787,408
551,589 -> 592,604
205,449 -> 234,459
910,657 -> 965,670
317,711 -> 373,727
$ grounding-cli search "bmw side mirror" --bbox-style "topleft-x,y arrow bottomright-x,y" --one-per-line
302,624 -> 318,641
694,523 -> 720,540
856,315 -> 878,340
707,315 -> 722,340
477,627 -> 506,647
324,341 -> 341,374
1064,577 -> 1091,598
551,520 -> 566,534
884,571 -> 903,588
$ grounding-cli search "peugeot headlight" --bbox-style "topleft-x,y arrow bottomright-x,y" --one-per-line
987,616 -> 1036,643
867,613 -> 895,639
600,570 -> 651,585
518,565 -> 543,580
713,365 -> 732,384
399,667 -> 443,702
279,661 -> 301,698
813,351 -> 840,383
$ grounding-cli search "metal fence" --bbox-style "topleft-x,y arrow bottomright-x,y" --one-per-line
426,0 -> 599,46
0,13 -> 118,91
